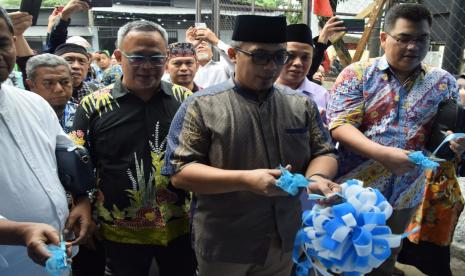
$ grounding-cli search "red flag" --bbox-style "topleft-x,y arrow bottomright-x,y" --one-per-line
313,0 -> 333,17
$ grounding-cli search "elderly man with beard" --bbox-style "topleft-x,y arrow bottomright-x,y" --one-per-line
185,26 -> 233,88
0,7 -> 91,275
163,15 -> 339,276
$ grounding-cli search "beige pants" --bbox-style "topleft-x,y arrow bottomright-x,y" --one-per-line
197,238 -> 293,276
367,205 -> 419,276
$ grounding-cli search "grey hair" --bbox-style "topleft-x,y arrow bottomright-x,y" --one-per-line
26,54 -> 71,81
116,20 -> 168,49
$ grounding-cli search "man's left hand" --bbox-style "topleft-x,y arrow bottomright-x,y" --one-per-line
65,197 -> 92,245
307,175 -> 341,205
448,130 -> 465,157
195,27 -> 219,46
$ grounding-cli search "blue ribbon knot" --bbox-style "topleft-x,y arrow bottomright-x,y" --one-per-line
293,179 -> 419,276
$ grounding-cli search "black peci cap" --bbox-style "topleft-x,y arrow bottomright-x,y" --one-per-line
286,24 -> 314,47
232,15 -> 287,43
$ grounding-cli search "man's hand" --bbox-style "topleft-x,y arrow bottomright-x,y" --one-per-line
307,175 -> 342,205
20,223 -> 61,266
378,146 -> 415,176
241,169 -> 288,197
47,7 -> 62,32
185,26 -> 201,48
195,27 -> 219,46
447,130 -> 465,157
65,197 -> 92,245
8,12 -> 32,36
318,17 -> 346,44
61,0 -> 90,21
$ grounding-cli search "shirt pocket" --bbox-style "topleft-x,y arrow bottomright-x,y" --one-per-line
285,126 -> 310,134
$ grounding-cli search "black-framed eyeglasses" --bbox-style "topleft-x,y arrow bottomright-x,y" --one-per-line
386,33 -> 431,47
234,48 -> 290,65
121,51 -> 167,66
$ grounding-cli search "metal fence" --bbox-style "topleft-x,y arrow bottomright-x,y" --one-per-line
193,0 -> 465,76
322,0 -> 465,75
214,0 -> 303,44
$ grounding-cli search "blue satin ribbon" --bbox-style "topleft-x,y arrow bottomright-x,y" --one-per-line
276,166 -> 310,196
408,151 -> 439,169
293,179 -> 419,276
45,241 -> 70,276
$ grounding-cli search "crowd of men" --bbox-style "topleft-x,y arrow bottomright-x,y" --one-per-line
1,1 -> 465,276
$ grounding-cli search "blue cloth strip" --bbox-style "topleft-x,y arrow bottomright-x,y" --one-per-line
276,166 -> 310,196
408,151 -> 439,169
45,241 -> 70,276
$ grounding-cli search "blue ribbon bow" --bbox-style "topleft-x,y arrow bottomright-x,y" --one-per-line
293,179 -> 419,276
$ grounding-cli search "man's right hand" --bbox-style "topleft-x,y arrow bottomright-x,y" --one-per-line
377,146 -> 415,176
185,26 -> 201,48
61,0 -> 90,21
240,169 -> 288,197
20,223 -> 61,266
8,12 -> 32,37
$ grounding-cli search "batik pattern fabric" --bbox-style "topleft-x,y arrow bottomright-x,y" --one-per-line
327,56 -> 458,209
72,81 -> 101,104
60,101 -> 77,134
163,78 -> 337,264
405,161 -> 464,246
102,65 -> 123,86
69,80 -> 192,246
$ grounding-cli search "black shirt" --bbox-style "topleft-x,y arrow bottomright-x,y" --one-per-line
70,80 -> 192,245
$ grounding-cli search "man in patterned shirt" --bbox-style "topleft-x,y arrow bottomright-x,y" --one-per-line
54,43 -> 100,103
327,4 -> 465,275
25,53 -> 76,133
70,20 -> 194,276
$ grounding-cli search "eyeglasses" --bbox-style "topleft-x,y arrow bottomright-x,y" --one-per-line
121,51 -> 167,66
234,48 -> 290,65
386,33 -> 431,47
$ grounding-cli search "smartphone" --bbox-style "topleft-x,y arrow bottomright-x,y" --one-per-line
195,22 -> 207,29
82,0 -> 113,8
19,0 -> 42,26
341,18 -> 365,33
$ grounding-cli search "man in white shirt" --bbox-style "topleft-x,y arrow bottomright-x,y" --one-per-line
0,7 -> 91,275
186,26 -> 234,88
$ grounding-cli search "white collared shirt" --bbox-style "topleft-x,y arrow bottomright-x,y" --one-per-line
194,40 -> 234,88
0,84 -> 72,275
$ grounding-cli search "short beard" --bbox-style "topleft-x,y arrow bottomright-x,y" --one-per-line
197,53 -> 210,61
